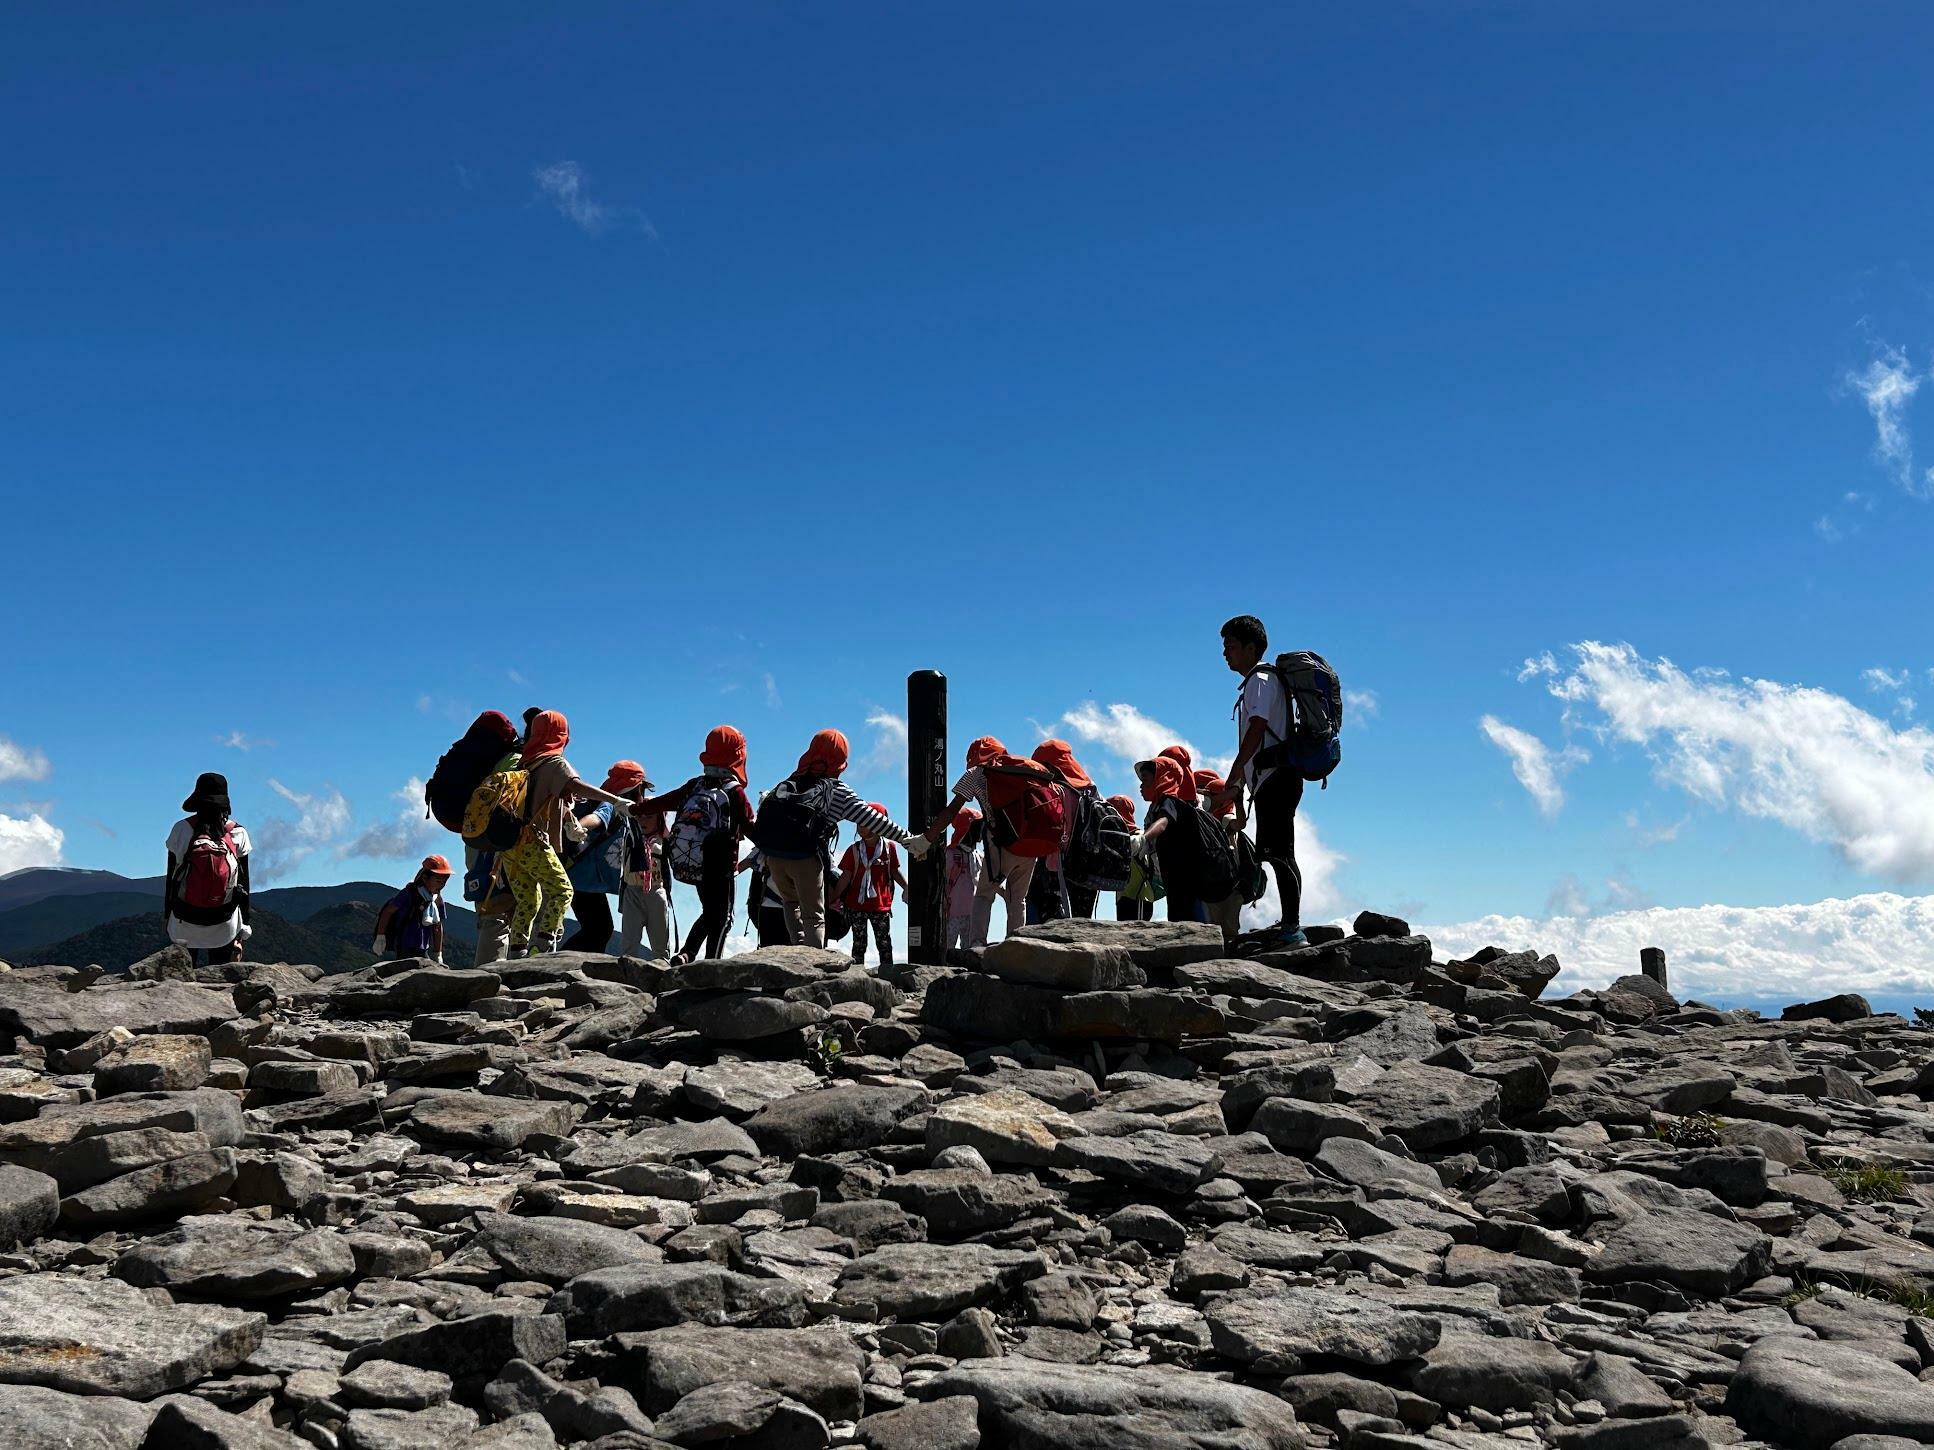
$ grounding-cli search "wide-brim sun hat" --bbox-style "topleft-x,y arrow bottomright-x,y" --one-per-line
182,772 -> 231,814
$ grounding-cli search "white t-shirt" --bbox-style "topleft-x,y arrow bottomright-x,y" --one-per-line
1235,669 -> 1292,789
164,818 -> 252,950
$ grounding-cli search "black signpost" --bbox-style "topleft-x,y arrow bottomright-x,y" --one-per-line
907,669 -> 948,965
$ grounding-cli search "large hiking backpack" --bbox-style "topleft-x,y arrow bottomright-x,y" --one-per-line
1258,651 -> 1344,784
1064,790 -> 1133,892
668,781 -> 734,884
984,757 -> 1066,859
461,769 -> 531,852
426,715 -> 519,832
1184,803 -> 1238,903
178,822 -> 238,912
752,776 -> 839,860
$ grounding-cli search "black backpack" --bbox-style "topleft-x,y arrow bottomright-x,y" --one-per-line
751,776 -> 839,859
426,717 -> 518,832
1232,829 -> 1268,904
1065,790 -> 1133,892
1182,803 -> 1238,902
1255,651 -> 1344,785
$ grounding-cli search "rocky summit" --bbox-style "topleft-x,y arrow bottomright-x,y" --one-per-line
3,920 -> 1934,1449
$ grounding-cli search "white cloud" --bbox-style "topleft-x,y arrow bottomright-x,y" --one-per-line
764,673 -> 782,710
1344,689 -> 1380,721
0,737 -> 52,783
1428,890 -> 1934,1002
0,812 -> 63,876
1478,715 -> 1586,818
863,710 -> 908,780
215,730 -> 273,752
532,161 -> 655,238
1865,667 -> 1909,692
253,779 -> 353,883
344,778 -> 443,862
507,669 -> 530,688
1544,642 -> 1934,882
1518,652 -> 1560,682
1849,343 -> 1926,496
1059,702 -> 1232,777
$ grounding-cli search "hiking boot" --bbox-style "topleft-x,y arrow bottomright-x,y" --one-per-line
1277,928 -> 1309,949
506,945 -> 529,961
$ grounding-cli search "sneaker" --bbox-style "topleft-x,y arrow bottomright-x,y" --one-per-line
1277,928 -> 1309,949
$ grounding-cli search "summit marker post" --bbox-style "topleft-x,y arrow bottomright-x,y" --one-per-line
908,670 -> 948,966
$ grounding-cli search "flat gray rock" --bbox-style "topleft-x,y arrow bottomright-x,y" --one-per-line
547,1262 -> 809,1337
406,1093 -> 578,1152
1726,1334 -> 1934,1447
621,1323 -> 864,1419
1346,1060 -> 1499,1148
743,1085 -> 925,1157
682,1058 -> 822,1118
1054,1130 -> 1222,1195
919,1358 -> 1304,1449
979,937 -> 1145,991
0,1163 -> 59,1247
881,1168 -> 1054,1238
115,1219 -> 358,1299
1587,1207 -> 1771,1296
472,1211 -> 660,1284
1205,1285 -> 1441,1370
0,1273 -> 264,1399
0,981 -> 239,1048
0,1383 -> 154,1449
60,1147 -> 238,1226
835,1242 -> 1051,1319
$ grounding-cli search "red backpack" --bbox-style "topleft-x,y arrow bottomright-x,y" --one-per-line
179,822 -> 238,911
983,757 -> 1067,858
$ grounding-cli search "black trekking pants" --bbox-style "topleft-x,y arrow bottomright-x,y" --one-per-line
681,832 -> 736,960
562,892 -> 614,953
1252,771 -> 1304,931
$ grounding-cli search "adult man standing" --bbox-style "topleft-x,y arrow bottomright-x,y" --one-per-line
1211,615 -> 1306,948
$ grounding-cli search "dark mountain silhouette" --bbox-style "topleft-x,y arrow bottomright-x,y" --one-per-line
0,891 -> 163,957
17,907 -> 373,973
0,872 -> 483,968
0,867 -> 164,913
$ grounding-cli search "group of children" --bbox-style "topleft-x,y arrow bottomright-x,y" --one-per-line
163,613 -> 1315,966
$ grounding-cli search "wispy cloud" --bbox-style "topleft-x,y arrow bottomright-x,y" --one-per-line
532,161 -> 655,238
344,778 -> 442,862
1865,666 -> 1918,719
1848,342 -> 1928,497
0,737 -> 52,783
1344,688 -> 1379,722
1478,715 -> 1586,818
0,811 -> 63,875
863,709 -> 908,780
764,673 -> 782,710
1542,641 -> 1934,882
215,730 -> 273,752
1058,702 -> 1231,778
1429,889 -> 1934,1001
507,669 -> 530,688
253,779 -> 353,883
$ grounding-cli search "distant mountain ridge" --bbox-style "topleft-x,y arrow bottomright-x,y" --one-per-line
0,866 -> 482,971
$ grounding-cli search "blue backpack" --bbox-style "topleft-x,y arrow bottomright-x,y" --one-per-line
1256,652 -> 1344,785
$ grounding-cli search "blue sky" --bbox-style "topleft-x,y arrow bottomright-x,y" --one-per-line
5,3 -> 1934,995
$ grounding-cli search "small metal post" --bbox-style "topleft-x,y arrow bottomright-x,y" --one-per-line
907,670 -> 948,965
1639,946 -> 1668,991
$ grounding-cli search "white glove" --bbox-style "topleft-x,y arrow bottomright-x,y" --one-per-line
237,923 -> 253,942
371,936 -> 387,957
904,834 -> 931,860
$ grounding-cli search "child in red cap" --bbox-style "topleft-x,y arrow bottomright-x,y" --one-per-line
375,855 -> 454,963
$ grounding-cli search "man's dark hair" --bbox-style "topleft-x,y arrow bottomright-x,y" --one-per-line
1221,615 -> 1268,654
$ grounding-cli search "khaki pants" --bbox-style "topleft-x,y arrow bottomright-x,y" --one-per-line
971,844 -> 1035,948
474,911 -> 511,966
766,855 -> 827,948
620,880 -> 671,959
1208,890 -> 1243,944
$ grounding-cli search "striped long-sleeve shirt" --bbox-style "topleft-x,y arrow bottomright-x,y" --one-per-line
823,779 -> 914,844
